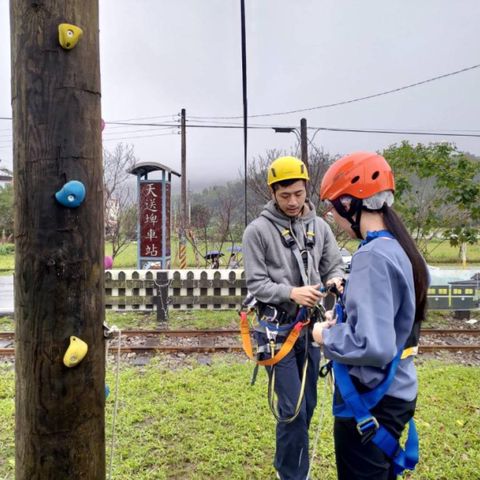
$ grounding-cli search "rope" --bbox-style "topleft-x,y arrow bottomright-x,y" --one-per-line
106,326 -> 122,480
307,365 -> 331,480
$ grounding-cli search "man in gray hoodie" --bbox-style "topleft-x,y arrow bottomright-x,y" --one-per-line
242,156 -> 345,480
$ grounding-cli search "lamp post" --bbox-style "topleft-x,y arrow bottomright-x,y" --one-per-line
273,117 -> 309,168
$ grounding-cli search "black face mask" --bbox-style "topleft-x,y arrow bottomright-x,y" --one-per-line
331,197 -> 364,239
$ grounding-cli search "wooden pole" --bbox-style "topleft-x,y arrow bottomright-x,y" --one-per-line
181,108 -> 187,227
10,2 -> 105,479
179,108 -> 187,269
300,117 -> 308,170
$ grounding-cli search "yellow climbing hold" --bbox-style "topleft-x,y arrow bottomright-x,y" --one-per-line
63,336 -> 88,367
58,23 -> 83,50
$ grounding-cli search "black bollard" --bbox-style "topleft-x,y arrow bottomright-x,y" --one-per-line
154,271 -> 169,323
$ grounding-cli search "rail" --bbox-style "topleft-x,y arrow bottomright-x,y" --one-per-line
1,328 -> 479,357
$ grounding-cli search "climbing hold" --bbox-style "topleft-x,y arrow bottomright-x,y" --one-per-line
63,336 -> 88,368
58,23 -> 83,50
55,180 -> 86,208
104,255 -> 113,270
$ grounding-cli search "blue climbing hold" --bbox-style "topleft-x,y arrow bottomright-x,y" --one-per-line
105,385 -> 110,399
55,180 -> 86,208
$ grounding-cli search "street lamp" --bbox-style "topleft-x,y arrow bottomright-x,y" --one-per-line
273,127 -> 297,134
273,117 -> 309,168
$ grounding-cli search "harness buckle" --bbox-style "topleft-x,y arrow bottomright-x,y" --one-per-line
356,416 -> 379,437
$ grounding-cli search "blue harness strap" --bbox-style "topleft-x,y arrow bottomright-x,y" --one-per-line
330,247 -> 419,476
359,229 -> 395,247
332,355 -> 419,475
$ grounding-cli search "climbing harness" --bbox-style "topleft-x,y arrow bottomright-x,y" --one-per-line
239,305 -> 311,367
239,292 -> 329,425
266,216 -> 316,286
266,306 -> 311,424
324,256 -> 420,477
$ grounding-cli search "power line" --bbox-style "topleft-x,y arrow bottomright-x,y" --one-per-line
108,114 -> 177,122
0,130 -> 179,146
188,63 -> 480,119
311,126 -> 480,138
106,121 -> 480,137
1,117 -> 480,140
102,132 -> 178,142
102,126 -> 174,136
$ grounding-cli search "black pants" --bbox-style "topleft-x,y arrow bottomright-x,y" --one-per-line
334,392 -> 417,480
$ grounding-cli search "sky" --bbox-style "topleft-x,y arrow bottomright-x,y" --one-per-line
1,0 -> 480,188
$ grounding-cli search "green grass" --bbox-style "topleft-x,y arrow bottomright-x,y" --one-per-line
105,238 -> 230,269
0,242 -> 14,273
0,315 -> 14,332
105,309 -> 238,331
105,242 -> 138,269
424,240 -> 480,265
346,239 -> 480,266
0,359 -> 479,479
0,310 -> 238,333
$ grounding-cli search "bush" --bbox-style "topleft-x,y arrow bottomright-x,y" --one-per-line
0,244 -> 14,256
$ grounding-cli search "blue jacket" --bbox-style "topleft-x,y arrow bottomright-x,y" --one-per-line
322,237 -> 417,401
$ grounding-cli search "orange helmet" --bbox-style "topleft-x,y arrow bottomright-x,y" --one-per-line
320,152 -> 394,201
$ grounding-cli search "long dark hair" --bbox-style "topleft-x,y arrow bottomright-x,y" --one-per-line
381,205 -> 429,323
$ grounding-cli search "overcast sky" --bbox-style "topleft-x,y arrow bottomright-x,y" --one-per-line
1,0 -> 479,187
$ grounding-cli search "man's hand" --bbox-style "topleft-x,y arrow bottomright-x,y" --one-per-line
312,321 -> 332,344
290,284 -> 322,307
325,309 -> 336,327
326,277 -> 344,294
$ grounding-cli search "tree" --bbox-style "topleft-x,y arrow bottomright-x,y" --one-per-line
383,141 -> 480,257
188,203 -> 212,266
103,143 -> 137,260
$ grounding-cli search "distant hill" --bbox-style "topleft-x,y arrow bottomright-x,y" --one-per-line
170,175 -> 240,194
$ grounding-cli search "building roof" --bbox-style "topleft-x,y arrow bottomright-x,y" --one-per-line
128,162 -> 181,178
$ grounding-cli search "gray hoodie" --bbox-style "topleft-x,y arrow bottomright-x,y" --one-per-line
242,200 -> 345,316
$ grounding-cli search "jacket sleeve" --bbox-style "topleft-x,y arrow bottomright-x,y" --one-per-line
242,223 -> 293,304
318,220 -> 346,283
322,250 -> 398,367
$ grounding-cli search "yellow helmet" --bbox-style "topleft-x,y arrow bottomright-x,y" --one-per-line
267,156 -> 309,186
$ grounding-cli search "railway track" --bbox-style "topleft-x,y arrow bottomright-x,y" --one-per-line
1,328 -> 480,356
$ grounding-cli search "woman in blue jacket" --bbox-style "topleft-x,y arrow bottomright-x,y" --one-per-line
313,152 -> 429,480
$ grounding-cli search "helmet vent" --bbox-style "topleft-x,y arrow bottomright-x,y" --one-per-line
351,175 -> 360,184
371,171 -> 380,180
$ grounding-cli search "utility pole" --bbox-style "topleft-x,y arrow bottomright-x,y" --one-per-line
300,117 -> 308,170
240,0 -> 248,227
179,108 -> 187,268
10,2 -> 105,479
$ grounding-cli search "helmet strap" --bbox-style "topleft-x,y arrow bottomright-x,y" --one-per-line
331,197 -> 364,239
